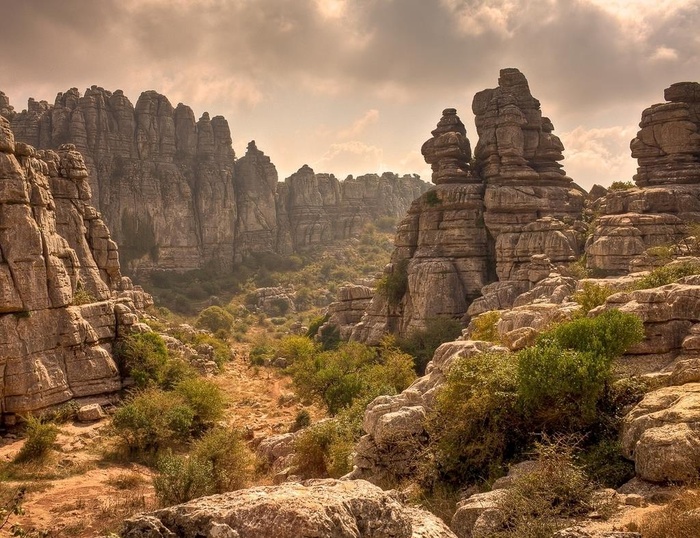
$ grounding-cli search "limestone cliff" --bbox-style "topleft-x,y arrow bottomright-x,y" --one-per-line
5,87 -> 237,274
2,88 -> 429,275
587,82 -> 700,274
0,116 -> 146,416
352,69 -> 585,343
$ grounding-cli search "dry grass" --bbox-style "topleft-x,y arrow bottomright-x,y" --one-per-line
639,488 -> 700,538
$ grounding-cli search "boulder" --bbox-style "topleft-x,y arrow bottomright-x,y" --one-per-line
121,479 -> 457,538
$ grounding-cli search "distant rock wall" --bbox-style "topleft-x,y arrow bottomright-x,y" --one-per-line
1,88 -> 429,274
0,116 -> 144,415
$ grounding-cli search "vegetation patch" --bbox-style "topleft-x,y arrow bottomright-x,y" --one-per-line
376,259 -> 409,306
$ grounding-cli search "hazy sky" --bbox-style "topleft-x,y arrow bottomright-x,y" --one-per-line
1,0 -> 698,190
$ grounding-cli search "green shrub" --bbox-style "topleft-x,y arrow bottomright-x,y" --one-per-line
275,335 -> 318,362
153,451 -> 214,506
427,351 -> 523,486
289,409 -> 311,432
578,438 -> 635,488
115,332 -> 170,388
425,190 -> 441,206
546,308 -> 644,360
287,340 -> 415,415
469,311 -> 501,343
174,378 -> 225,433
397,317 -> 463,375
305,315 -> 326,338
190,427 -> 253,493
195,306 -> 235,334
572,282 -> 616,314
634,260 -> 700,289
292,419 -> 354,479
518,310 -> 644,431
111,389 -> 195,453
608,180 -> 635,191
14,416 -> 59,463
376,259 -> 409,306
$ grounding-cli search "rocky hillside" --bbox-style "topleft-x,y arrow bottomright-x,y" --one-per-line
0,88 -> 428,274
0,115 -> 150,417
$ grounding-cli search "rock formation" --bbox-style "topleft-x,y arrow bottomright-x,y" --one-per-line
351,69 -> 585,343
5,87 -> 237,274
586,82 -> 700,274
121,479 -> 457,538
1,88 -> 429,275
0,116 -> 144,416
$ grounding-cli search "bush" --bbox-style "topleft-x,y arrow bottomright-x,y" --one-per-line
571,282 -> 615,314
577,438 -> 635,488
469,311 -> 501,343
608,180 -> 635,191
518,310 -> 644,431
115,332 -> 170,388
376,259 -> 409,306
195,306 -> 234,334
190,427 -> 253,493
397,317 -> 463,375
546,308 -> 644,360
633,260 -> 700,289
111,388 -> 195,453
153,451 -> 214,506
493,439 -> 594,537
287,340 -> 415,415
289,409 -> 311,432
14,416 -> 58,463
174,378 -> 226,433
292,419 -> 354,479
427,351 -> 523,486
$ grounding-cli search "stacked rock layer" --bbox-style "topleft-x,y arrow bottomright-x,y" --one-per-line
352,69 -> 585,342
0,116 -> 143,415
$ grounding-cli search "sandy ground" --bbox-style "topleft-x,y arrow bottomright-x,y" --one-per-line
0,341 -> 321,537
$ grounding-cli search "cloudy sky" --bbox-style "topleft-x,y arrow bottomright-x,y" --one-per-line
1,0 -> 698,190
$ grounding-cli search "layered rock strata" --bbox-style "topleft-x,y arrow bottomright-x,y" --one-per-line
0,117 -> 140,415
586,81 -> 700,274
1,88 -> 429,274
121,479 -> 457,538
352,69 -> 584,342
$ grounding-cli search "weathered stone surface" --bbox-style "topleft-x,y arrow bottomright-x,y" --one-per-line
587,80 -> 700,274
77,403 -> 106,422
0,117 -> 145,415
121,479 -> 457,538
353,69 -> 585,343
251,287 -> 296,316
322,285 -> 374,340
621,383 -> 700,482
451,490 -> 507,538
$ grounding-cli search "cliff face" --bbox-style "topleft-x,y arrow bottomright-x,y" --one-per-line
1,88 -> 429,274
352,69 -> 585,343
4,87 -> 237,274
0,116 -> 144,415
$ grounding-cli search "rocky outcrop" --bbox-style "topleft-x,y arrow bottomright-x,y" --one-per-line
352,69 -> 585,343
121,479 -> 457,538
233,141 -> 281,261
586,81 -> 700,274
322,284 -> 375,340
2,88 -> 428,275
0,116 -> 141,415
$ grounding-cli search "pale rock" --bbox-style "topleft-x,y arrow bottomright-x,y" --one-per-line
121,479 -> 457,538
